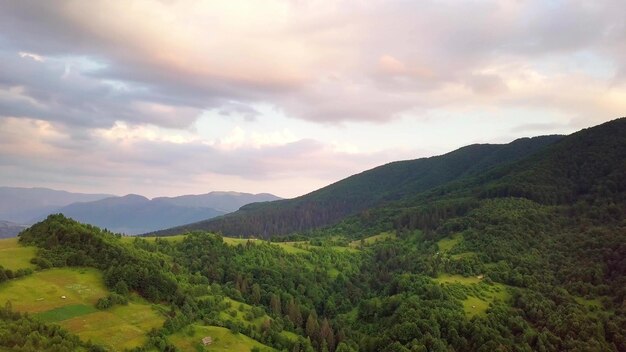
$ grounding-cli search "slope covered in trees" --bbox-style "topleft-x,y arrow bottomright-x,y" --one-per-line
2,118 -> 625,352
150,135 -> 562,237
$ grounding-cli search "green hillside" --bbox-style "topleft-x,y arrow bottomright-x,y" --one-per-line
148,135 -> 562,237
1,118 -> 625,351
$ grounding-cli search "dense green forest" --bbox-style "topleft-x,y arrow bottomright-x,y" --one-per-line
1,118 -> 625,351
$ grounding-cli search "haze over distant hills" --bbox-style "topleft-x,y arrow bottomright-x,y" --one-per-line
0,187 -> 114,224
0,220 -> 27,239
0,188 -> 280,235
55,192 -> 281,234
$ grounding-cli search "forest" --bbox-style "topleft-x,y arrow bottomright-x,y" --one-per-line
0,118 -> 625,351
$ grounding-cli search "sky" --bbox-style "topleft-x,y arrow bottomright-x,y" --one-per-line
0,0 -> 625,199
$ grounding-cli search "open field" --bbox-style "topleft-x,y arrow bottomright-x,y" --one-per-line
0,237 -> 37,270
0,267 -> 107,312
60,301 -> 164,350
434,274 -> 510,317
462,283 -> 510,317
0,267 -> 164,350
450,252 -> 477,260
170,324 -> 276,352
437,233 -> 462,251
202,295 -> 297,345
349,231 -> 396,248
434,274 -> 482,285
219,297 -> 269,330
273,241 -> 310,254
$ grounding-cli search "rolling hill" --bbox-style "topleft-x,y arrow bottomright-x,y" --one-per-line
3,117 -> 625,352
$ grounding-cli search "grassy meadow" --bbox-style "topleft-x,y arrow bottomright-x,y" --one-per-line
0,237 -> 37,271
0,266 -> 164,350
170,324 -> 276,352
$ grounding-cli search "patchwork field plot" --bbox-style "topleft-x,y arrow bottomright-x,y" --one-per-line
60,302 -> 164,350
0,267 -> 164,350
0,237 -> 37,271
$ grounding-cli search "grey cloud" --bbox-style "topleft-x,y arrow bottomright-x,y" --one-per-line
1,0 -> 625,128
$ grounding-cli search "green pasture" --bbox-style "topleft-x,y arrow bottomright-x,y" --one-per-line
0,267 -> 164,350
170,324 -> 276,352
0,237 -> 37,271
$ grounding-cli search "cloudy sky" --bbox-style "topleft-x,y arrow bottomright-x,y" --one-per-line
0,0 -> 625,198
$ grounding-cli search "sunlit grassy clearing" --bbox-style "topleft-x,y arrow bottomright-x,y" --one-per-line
0,267 -> 107,312
169,325 -> 276,352
203,296 -> 297,344
434,274 -> 510,318
574,296 -> 602,308
434,274 -> 482,285
0,237 -> 37,271
437,233 -> 463,251
463,296 -> 489,317
349,231 -> 396,248
273,241 -> 310,254
60,301 -> 164,350
219,297 -> 269,330
450,252 -> 477,260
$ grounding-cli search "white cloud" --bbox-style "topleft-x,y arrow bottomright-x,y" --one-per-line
19,51 -> 44,62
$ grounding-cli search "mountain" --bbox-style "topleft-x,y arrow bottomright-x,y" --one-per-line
153,191 -> 281,212
0,220 -> 27,238
12,117 -> 626,351
55,194 -> 226,234
150,134 -> 563,237
0,187 -> 113,223
55,191 -> 280,234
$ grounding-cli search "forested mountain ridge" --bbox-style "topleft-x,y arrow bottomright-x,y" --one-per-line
149,134 -> 562,237
2,118 -> 625,352
343,117 -> 626,236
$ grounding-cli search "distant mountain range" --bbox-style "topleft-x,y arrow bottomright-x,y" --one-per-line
0,187 -> 114,224
0,188 -> 280,235
0,220 -> 28,238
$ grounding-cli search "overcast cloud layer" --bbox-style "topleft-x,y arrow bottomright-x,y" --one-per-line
1,0 -> 625,198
